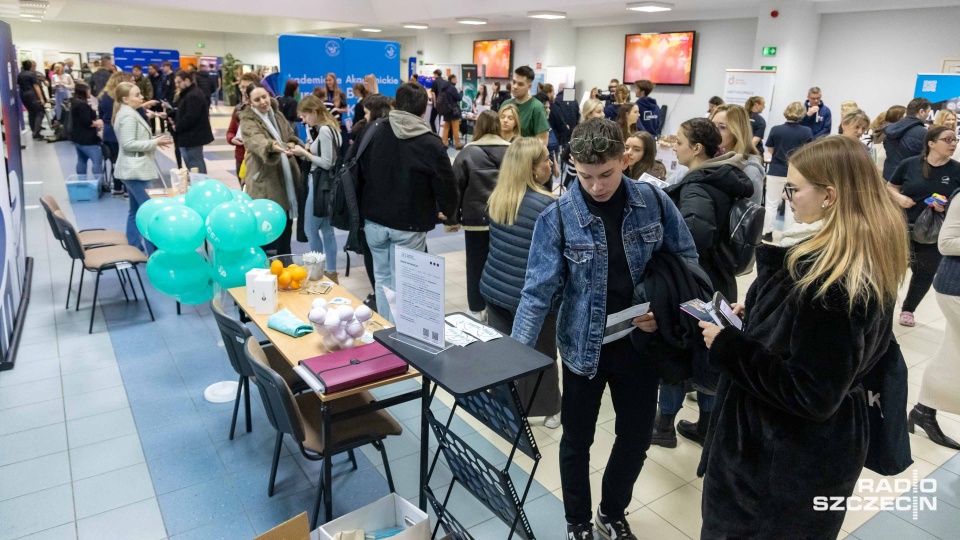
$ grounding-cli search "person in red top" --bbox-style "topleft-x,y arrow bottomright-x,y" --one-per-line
227,73 -> 261,184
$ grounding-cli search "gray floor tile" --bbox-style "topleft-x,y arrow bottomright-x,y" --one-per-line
14,523 -> 78,540
66,407 -> 137,448
59,350 -> 118,376
14,341 -> 59,362
0,451 -> 71,502
56,333 -> 114,356
888,493 -> 960,539
0,484 -> 74,540
0,357 -> 60,388
0,424 -> 68,467
853,510 -> 939,540
73,462 -> 157,519
0,399 -> 64,437
61,364 -> 124,397
64,385 -> 129,421
69,433 -> 145,481
76,498 -> 167,540
0,377 -> 63,411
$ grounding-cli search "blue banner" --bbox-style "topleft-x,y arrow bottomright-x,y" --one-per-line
113,47 -> 180,73
914,73 -> 960,105
341,38 -> 402,121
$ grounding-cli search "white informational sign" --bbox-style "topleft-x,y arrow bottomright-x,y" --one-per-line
395,247 -> 445,349
546,66 -> 577,95
722,69 -> 776,123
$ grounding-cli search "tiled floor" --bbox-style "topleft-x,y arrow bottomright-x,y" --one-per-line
1,113 -> 958,539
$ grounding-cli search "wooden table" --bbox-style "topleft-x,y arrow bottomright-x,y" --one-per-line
226,282 -> 424,523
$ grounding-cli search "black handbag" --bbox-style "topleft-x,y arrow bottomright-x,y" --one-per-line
862,337 -> 913,476
911,206 -> 945,244
310,126 -> 342,219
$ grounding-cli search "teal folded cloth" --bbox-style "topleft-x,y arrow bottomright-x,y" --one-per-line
267,309 -> 314,337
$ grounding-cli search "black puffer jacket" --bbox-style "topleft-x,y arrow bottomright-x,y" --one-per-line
453,135 -> 510,226
480,188 -> 555,311
699,244 -> 893,539
665,152 -> 754,301
172,84 -> 214,148
882,116 -> 927,180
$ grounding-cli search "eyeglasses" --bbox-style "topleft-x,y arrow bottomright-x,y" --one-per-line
570,136 -> 624,155
783,184 -> 798,201
714,123 -> 727,132
938,137 -> 958,144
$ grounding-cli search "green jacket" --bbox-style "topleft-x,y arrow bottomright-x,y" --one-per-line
133,75 -> 153,100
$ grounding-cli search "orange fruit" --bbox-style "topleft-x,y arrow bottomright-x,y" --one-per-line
270,260 -> 283,275
292,267 -> 307,281
290,280 -> 301,290
277,271 -> 292,288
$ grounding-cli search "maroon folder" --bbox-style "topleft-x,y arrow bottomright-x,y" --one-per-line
299,342 -> 408,393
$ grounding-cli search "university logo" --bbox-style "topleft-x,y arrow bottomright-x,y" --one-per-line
385,44 -> 398,59
325,40 -> 341,58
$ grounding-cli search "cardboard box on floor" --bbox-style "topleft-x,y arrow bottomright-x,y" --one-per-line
318,494 -> 430,540
255,512 -> 316,540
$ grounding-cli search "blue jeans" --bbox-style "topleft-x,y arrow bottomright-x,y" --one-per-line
659,382 -> 714,416
75,144 -> 103,176
119,179 -> 156,255
180,146 -> 207,173
304,180 -> 338,273
364,220 -> 427,324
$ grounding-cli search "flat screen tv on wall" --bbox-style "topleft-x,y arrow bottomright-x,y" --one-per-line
623,31 -> 696,86
473,39 -> 512,79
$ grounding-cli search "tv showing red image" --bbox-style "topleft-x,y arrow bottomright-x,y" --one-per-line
624,31 -> 695,86
474,39 -> 512,79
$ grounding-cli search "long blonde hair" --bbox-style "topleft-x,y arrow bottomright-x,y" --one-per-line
787,136 -> 908,311
112,82 -> 136,125
99,71 -> 128,99
297,95 -> 339,131
581,98 -> 603,119
711,104 -> 759,156
499,103 -> 521,142
488,138 -> 555,226
933,109 -> 957,127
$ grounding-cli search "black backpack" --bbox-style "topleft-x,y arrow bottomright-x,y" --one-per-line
716,197 -> 765,276
309,125 -> 343,219
327,119 -> 384,249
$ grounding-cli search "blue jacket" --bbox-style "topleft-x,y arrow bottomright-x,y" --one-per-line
511,177 -> 698,378
635,96 -> 662,136
98,94 -> 117,143
480,188 -> 555,311
882,116 -> 927,181
798,101 -> 832,139
149,72 -> 167,102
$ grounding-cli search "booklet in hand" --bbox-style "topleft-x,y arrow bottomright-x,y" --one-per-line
680,292 -> 743,330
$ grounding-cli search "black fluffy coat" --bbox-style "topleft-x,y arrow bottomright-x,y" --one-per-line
697,244 -> 893,539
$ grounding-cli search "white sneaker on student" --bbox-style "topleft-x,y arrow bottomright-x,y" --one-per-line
544,413 -> 561,429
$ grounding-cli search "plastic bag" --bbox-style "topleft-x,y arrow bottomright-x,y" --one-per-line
911,206 -> 945,244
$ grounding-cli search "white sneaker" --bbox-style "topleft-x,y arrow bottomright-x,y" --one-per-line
544,413 -> 561,429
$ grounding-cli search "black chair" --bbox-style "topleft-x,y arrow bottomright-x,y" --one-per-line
210,298 -> 307,440
53,213 -> 154,333
243,337 -> 402,528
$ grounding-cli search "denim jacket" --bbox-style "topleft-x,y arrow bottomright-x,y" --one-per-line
511,177 -> 698,378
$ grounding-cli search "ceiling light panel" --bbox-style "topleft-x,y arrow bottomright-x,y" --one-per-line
627,1 -> 674,12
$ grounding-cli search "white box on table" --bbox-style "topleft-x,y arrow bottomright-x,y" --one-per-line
246,269 -> 269,306
317,493 -> 430,540
253,274 -> 278,315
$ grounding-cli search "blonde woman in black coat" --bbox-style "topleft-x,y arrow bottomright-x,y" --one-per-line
698,135 -> 909,539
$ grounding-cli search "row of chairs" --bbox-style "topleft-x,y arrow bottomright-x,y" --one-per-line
210,298 -> 402,528
39,195 -> 154,333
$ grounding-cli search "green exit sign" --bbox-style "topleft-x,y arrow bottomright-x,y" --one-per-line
197,42 -> 205,48
761,65 -> 777,71
762,46 -> 777,56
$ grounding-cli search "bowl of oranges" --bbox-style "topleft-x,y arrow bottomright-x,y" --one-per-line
266,255 -> 315,291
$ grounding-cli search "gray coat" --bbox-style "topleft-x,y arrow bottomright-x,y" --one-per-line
453,134 -> 510,227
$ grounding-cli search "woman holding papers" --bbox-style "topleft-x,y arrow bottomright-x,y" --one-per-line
697,135 -> 908,539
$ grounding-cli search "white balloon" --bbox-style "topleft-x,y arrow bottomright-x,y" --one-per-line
354,304 -> 373,322
308,308 -> 327,324
312,298 -> 328,310
342,338 -> 355,348
312,323 -> 330,337
346,321 -> 365,338
336,305 -> 355,322
322,334 -> 340,350
323,312 -> 341,327
333,328 -> 348,342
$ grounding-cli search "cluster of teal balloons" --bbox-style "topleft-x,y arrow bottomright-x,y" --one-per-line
135,179 -> 287,305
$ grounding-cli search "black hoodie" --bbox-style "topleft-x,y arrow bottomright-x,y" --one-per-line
665,152 -> 755,300
882,116 -> 927,180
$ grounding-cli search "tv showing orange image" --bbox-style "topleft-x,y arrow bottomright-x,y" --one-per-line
624,31 -> 695,86
473,39 -> 512,79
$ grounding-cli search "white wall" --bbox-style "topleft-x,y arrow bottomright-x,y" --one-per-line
576,18 -> 758,136
8,20 -> 281,66
813,6 -> 960,127
448,30 -> 531,81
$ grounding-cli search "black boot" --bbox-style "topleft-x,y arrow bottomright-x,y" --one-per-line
909,403 -> 960,450
651,410 -> 677,448
677,415 -> 709,446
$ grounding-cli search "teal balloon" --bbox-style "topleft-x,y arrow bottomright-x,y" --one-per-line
172,194 -> 187,205
185,179 -> 232,219
135,198 -> 173,241
213,246 -> 268,289
231,189 -> 252,203
177,286 -> 215,305
248,199 -> 287,246
205,201 -> 257,251
146,250 -> 213,299
147,205 -> 205,255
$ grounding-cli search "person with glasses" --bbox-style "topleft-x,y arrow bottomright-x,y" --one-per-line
696,135 -> 908,539
512,118 -> 697,540
764,102 -> 814,240
652,118 -> 754,448
500,66 -> 550,148
887,125 -> 960,327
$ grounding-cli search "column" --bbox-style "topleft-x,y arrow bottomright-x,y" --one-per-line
528,18 -> 577,70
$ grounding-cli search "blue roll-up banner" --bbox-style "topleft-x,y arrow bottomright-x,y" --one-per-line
113,48 -> 180,73
915,73 -> 960,117
278,35 -> 401,127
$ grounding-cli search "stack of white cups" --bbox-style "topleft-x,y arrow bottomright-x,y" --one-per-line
307,298 -> 373,350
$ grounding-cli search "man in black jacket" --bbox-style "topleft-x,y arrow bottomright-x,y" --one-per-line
89,54 -> 114,96
195,63 -> 216,110
357,82 -> 459,323
882,97 -> 931,180
170,70 -> 214,173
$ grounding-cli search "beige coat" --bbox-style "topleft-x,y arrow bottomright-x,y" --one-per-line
114,105 -> 160,181
239,100 -> 303,212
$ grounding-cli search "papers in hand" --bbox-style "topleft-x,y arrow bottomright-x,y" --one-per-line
638,172 -> 670,189
602,303 -> 650,345
680,298 -> 743,330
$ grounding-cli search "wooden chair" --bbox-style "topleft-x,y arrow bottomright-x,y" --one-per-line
243,337 -> 401,528
52,213 -> 154,333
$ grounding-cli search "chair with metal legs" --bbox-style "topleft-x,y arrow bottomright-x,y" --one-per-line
210,298 -> 307,440
53,213 -> 154,333
243,337 -> 402,528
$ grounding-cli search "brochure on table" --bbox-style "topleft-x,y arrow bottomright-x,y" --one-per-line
394,247 -> 446,350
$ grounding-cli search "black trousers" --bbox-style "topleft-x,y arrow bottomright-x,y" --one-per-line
559,351 -> 659,524
903,239 -> 943,313
24,95 -> 44,137
103,141 -> 123,191
464,230 -> 489,312
429,106 -> 439,134
263,218 -> 293,257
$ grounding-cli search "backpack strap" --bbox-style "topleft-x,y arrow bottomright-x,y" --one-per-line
353,118 -> 383,160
